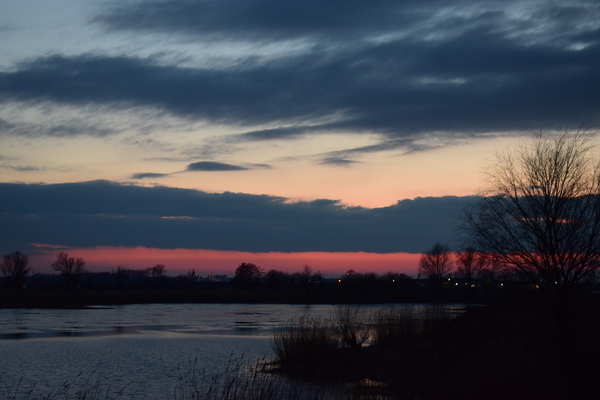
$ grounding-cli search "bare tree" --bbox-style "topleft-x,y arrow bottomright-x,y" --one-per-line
462,130 -> 600,339
112,265 -> 126,291
419,243 -> 453,286
51,252 -> 85,293
1,251 -> 31,294
146,264 -> 167,287
455,248 -> 491,288
150,264 -> 166,279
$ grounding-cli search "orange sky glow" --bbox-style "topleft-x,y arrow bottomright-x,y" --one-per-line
28,245 -> 421,277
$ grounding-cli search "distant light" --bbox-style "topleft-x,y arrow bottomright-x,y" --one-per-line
338,279 -> 342,283
392,280 -> 395,283
455,283 -> 458,286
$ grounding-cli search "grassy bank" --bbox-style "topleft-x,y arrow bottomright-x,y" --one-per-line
270,296 -> 600,400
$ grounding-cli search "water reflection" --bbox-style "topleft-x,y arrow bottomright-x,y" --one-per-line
1,332 -> 28,340
234,320 -> 260,334
0,303 -> 468,341
0,304 -> 468,400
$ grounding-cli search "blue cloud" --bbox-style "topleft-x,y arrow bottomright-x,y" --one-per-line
131,172 -> 169,179
0,0 -> 597,150
0,181 -> 473,254
186,161 -> 248,171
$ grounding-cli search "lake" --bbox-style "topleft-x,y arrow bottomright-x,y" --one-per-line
0,303 -> 465,399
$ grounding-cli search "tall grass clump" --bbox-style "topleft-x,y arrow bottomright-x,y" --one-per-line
174,355 -> 363,400
1,372 -> 132,400
371,305 -> 453,347
332,305 -> 371,349
271,316 -> 338,372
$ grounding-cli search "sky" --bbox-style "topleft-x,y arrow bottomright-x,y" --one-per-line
1,0 -> 599,276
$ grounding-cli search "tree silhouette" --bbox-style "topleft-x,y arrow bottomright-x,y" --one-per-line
234,263 -> 263,289
455,248 -> 491,290
462,130 -> 600,340
1,251 -> 31,294
112,265 -> 126,291
51,252 -> 85,293
147,264 -> 167,287
419,243 -> 453,287
266,269 -> 289,290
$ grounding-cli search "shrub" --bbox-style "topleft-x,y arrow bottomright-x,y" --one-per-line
371,305 -> 453,347
271,316 -> 338,370
331,305 -> 371,349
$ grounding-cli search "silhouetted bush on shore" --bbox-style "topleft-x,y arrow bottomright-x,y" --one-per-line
371,305 -> 451,347
272,316 -> 339,375
271,296 -> 600,400
3,294 -> 599,400
271,305 -> 457,375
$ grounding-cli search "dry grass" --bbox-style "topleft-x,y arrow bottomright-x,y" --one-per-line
371,305 -> 453,347
271,316 -> 338,370
332,306 -> 371,349
173,355 -> 377,400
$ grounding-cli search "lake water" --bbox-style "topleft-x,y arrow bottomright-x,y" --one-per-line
0,303 -> 465,399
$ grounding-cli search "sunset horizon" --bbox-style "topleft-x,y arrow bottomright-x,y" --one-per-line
2,0 -> 599,277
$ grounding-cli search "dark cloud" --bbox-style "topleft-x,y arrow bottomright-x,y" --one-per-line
320,157 -> 358,166
238,126 -> 318,141
96,0 -> 429,40
0,118 -> 15,133
0,115 -> 117,138
7,166 -> 43,172
245,163 -> 272,169
131,172 -> 169,179
0,1 -> 598,149
186,161 -> 248,171
0,181 -> 472,254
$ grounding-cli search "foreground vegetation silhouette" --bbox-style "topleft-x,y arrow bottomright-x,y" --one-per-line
463,130 -> 600,341
270,299 -> 600,400
2,130 -> 600,398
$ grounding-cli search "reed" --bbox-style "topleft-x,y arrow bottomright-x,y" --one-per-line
370,305 -> 452,347
331,305 -> 371,349
271,316 -> 338,370
173,356 -> 365,400
1,372 -> 132,400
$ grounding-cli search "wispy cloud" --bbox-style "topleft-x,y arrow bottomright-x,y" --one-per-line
131,172 -> 169,179
0,0 -> 597,154
185,161 -> 248,171
320,156 -> 358,166
130,161 -> 267,179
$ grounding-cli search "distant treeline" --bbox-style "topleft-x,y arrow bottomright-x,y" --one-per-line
3,262 -> 597,308
2,251 -> 599,307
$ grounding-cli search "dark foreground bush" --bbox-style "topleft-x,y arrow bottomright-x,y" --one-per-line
271,316 -> 338,373
271,300 -> 600,400
371,305 -> 453,347
332,305 -> 371,349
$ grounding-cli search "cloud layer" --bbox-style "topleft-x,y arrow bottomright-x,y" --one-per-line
0,181 -> 472,254
0,0 -> 598,155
